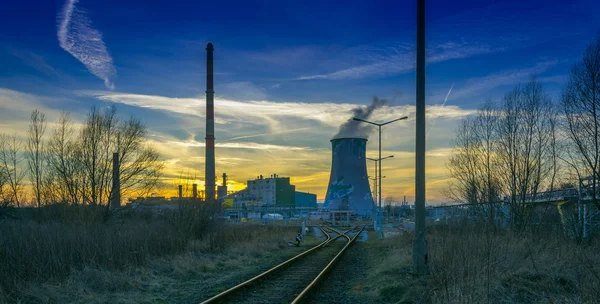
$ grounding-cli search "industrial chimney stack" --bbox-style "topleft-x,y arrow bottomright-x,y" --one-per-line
110,152 -> 120,209
205,43 -> 216,203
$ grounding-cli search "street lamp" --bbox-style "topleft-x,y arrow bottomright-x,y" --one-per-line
354,117 -> 407,239
367,155 -> 393,226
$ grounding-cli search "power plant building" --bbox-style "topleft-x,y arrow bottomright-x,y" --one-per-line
295,191 -> 317,208
323,138 -> 374,216
235,174 -> 296,206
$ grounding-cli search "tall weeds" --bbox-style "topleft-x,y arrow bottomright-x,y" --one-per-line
428,225 -> 600,303
0,204 -> 300,302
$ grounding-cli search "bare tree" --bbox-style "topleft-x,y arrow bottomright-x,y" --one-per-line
47,112 -> 85,204
496,80 -> 554,229
472,101 -> 502,227
26,110 -> 47,208
0,134 -> 26,207
447,118 -> 482,205
79,106 -> 162,206
561,35 -> 600,209
448,80 -> 556,230
111,117 -> 163,200
0,152 -> 8,210
80,106 -> 117,206
447,102 -> 501,225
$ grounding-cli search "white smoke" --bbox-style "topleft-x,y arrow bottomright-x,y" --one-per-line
58,0 -> 116,90
333,96 -> 389,139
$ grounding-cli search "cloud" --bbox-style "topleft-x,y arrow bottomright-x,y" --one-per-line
297,41 -> 497,80
0,88 -> 66,138
78,91 -> 475,134
446,60 -> 558,103
170,139 -> 312,151
58,0 -> 116,89
219,82 -> 267,101
7,48 -> 58,77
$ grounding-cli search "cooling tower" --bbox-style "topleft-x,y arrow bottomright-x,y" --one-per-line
323,138 -> 374,216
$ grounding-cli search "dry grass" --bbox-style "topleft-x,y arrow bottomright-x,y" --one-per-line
11,224 -> 307,304
0,219 -> 188,300
428,226 -> 600,304
0,204 -> 306,303
364,226 -> 600,304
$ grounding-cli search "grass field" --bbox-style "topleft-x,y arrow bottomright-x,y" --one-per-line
0,206 -> 317,303
3,211 -> 599,304
357,227 -> 600,303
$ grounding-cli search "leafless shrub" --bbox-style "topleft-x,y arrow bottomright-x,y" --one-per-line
25,109 -> 47,208
0,134 -> 26,207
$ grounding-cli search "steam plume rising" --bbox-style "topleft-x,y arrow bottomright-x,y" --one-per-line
333,96 -> 388,139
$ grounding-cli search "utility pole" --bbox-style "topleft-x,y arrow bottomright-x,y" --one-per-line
413,0 -> 429,275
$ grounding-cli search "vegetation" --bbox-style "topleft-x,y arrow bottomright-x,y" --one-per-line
0,106 -> 162,210
0,206 -> 304,303
355,228 -> 600,304
446,34 -> 600,234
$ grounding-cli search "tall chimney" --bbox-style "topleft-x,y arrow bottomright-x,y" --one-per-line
110,152 -> 120,209
205,42 -> 216,203
193,183 -> 198,199
178,185 -> 183,199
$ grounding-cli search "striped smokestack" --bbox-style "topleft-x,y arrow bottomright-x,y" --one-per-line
205,42 -> 216,203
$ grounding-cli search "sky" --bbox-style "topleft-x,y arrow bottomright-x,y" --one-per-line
0,0 -> 599,204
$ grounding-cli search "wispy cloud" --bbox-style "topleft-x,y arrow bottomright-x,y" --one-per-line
219,82 -> 267,101
6,48 -> 58,77
297,41 -> 497,80
447,60 -> 558,103
58,0 -> 116,89
171,139 -> 312,151
79,91 -> 475,134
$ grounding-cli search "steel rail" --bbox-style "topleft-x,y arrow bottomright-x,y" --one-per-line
200,226 -> 332,304
322,226 -> 353,242
291,226 -> 366,304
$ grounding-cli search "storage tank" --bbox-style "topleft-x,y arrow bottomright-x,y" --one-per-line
323,138 -> 374,216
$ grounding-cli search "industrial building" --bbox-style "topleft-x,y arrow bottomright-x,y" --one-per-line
323,137 -> 374,216
295,191 -> 317,208
231,174 -> 296,206
221,174 -> 318,211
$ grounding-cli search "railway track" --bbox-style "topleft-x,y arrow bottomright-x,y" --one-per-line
200,225 -> 365,304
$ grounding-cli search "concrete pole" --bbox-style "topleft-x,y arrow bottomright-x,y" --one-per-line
378,126 -> 383,239
110,152 -> 120,209
193,184 -> 198,199
413,0 -> 429,275
178,185 -> 183,200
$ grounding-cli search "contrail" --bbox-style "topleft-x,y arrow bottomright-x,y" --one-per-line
225,127 -> 312,141
426,83 -> 454,138
58,0 -> 116,89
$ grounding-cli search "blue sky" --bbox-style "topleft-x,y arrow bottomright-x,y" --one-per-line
0,0 -> 599,203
